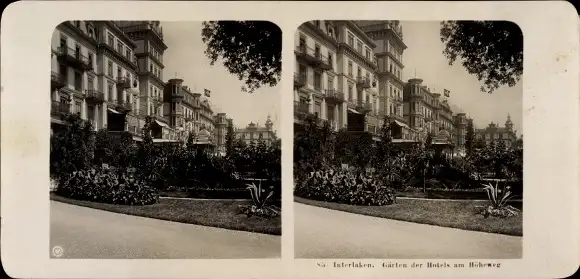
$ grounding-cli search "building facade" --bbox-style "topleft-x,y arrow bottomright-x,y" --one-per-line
294,21 -> 341,131
51,21 -> 141,139
293,21 -> 381,138
475,115 -> 517,147
116,21 -> 178,141
357,20 -> 410,139
235,117 -> 277,146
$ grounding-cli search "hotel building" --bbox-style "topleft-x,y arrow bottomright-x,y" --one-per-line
116,21 -> 179,141
475,115 -> 517,147
235,116 -> 277,146
294,21 -> 381,138
356,20 -> 412,140
51,21 -> 140,139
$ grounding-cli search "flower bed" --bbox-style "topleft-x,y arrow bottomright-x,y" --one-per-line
55,168 -> 159,205
294,169 -> 396,206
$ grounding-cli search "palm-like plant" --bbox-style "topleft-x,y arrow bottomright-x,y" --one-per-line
240,180 -> 280,218
481,180 -> 520,218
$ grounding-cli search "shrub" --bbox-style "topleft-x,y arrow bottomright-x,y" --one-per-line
56,168 -> 159,205
295,168 -> 397,206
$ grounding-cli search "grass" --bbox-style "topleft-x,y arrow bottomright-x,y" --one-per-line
295,196 -> 522,236
51,193 -> 281,235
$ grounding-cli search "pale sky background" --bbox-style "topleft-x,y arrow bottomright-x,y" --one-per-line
400,21 -> 523,135
161,21 -> 281,133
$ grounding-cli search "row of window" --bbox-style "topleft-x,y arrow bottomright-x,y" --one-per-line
149,42 -> 163,62
106,60 -> 133,81
107,32 -> 134,62
347,32 -> 374,62
478,133 -> 512,139
240,132 -> 266,140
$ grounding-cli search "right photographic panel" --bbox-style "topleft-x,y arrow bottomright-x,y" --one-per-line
293,20 -> 523,259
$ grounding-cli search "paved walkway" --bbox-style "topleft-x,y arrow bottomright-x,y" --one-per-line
50,201 -> 280,259
294,203 -> 522,259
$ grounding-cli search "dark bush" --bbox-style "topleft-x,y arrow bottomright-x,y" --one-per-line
56,168 -> 159,205
294,169 -> 397,206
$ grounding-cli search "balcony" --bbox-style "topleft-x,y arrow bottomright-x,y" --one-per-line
294,101 -> 312,120
56,46 -> 93,71
392,96 -> 403,104
115,101 -> 132,113
50,71 -> 66,90
356,101 -> 373,114
51,101 -> 70,117
85,89 -> 105,104
116,76 -> 132,89
294,45 -> 332,71
294,72 -> 307,89
356,77 -> 371,89
324,89 -> 344,104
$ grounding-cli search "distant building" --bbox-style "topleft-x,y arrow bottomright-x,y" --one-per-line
475,115 -> 517,147
235,116 -> 277,146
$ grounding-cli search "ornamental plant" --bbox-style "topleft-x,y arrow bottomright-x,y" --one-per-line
239,181 -> 280,218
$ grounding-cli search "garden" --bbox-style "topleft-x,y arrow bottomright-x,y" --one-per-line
294,115 -> 524,236
50,113 -> 281,235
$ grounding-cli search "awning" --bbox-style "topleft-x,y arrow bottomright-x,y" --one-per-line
154,120 -> 168,128
107,107 -> 121,114
347,108 -> 361,114
153,139 -> 179,143
393,119 -> 409,129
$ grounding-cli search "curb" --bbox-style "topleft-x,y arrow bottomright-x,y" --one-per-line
397,196 -> 523,202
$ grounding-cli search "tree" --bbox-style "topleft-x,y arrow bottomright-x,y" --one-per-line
424,132 -> 434,150
225,120 -> 235,156
201,21 -> 282,93
50,113 -> 95,183
440,21 -> 523,93
294,115 -> 327,179
465,119 -> 475,156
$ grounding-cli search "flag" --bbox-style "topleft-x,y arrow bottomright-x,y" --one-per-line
444,89 -> 450,97
204,89 -> 211,97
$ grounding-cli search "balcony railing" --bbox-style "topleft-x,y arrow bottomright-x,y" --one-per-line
116,101 -> 133,113
324,89 -> 344,104
392,96 -> 403,104
50,71 -> 66,89
85,89 -> 105,103
356,101 -> 373,113
356,77 -> 371,89
56,46 -> 92,70
294,72 -> 307,88
294,101 -> 310,114
51,101 -> 70,116
116,76 -> 132,89
295,45 -> 332,70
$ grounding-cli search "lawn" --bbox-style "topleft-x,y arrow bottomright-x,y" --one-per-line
294,196 -> 522,236
51,193 -> 281,235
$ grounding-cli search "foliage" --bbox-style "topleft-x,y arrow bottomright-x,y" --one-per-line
56,168 -> 159,205
481,180 -> 520,218
470,141 -> 522,179
50,113 -> 95,184
294,168 -> 397,206
94,129 -> 135,169
239,181 -> 280,218
225,120 -> 235,157
465,119 -> 475,157
294,115 -> 330,179
440,21 -> 523,93
201,21 -> 282,93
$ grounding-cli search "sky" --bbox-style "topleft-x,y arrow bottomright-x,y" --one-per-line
400,21 -> 523,135
161,21 -> 281,133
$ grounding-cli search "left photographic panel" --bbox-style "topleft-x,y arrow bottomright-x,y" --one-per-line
49,20 -> 282,259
